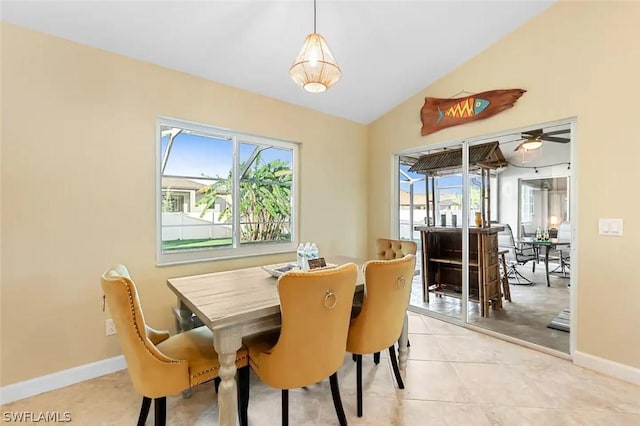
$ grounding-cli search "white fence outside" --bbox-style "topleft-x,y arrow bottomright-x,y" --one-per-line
399,208 -> 427,240
162,212 -> 231,241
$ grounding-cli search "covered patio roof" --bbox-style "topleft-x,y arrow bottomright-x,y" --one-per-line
407,141 -> 507,176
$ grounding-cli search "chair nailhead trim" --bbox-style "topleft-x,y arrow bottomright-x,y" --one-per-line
122,280 -> 181,365
190,354 -> 248,385
120,278 -> 248,386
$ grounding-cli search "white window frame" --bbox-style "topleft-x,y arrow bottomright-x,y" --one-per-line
156,116 -> 299,266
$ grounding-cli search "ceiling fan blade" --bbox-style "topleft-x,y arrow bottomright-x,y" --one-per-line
542,129 -> 570,136
522,129 -> 543,137
542,136 -> 570,143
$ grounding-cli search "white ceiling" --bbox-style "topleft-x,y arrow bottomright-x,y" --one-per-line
0,0 -> 554,124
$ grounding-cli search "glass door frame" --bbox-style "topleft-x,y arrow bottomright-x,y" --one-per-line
393,141 -> 471,326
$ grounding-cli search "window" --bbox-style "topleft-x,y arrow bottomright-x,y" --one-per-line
157,117 -> 298,265
162,192 -> 186,213
521,183 -> 535,223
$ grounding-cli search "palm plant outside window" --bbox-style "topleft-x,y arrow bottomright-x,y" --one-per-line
157,117 -> 297,265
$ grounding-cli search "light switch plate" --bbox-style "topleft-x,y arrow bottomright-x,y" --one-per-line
599,218 -> 623,236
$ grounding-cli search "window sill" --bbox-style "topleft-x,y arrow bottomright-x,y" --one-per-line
156,243 -> 296,267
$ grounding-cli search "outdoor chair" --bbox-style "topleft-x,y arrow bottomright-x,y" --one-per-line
520,223 -> 537,238
498,224 -> 537,285
550,221 -> 571,277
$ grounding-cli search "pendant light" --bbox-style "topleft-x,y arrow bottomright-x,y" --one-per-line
289,0 -> 341,93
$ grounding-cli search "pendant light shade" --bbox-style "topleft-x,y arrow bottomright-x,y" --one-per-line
289,1 -> 341,93
522,140 -> 543,150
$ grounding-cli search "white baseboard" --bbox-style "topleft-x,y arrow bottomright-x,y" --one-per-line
0,355 -> 126,405
573,351 -> 640,385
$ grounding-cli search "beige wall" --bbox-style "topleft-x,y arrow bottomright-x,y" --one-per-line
0,23 -> 367,386
368,1 -> 640,369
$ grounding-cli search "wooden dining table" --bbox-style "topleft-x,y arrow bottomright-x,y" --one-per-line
167,255 -> 411,426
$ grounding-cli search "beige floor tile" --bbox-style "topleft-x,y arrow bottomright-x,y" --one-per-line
421,316 -> 475,335
483,405 -> 640,426
452,362 -> 557,408
325,396 -> 404,426
244,383 -> 328,426
337,354 -> 398,400
402,360 -> 472,403
434,333 -> 561,366
400,400 -> 492,425
516,362 -> 640,414
407,314 -> 432,334
404,334 -> 448,361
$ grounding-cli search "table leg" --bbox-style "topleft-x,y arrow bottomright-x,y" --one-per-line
398,313 -> 409,371
213,328 -> 243,426
178,300 -> 195,332
544,246 -> 551,287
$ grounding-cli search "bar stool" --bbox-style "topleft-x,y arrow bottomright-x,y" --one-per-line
498,249 -> 511,302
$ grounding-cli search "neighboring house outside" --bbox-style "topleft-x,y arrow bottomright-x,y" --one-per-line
161,177 -> 231,241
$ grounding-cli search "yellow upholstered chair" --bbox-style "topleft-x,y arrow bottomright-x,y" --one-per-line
346,254 -> 416,417
237,263 -> 358,426
372,238 -> 417,362
375,238 -> 417,260
101,265 -> 248,426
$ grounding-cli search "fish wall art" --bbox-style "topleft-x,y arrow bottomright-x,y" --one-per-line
420,89 -> 526,136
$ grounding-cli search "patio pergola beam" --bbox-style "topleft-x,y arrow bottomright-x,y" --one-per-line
161,128 -> 183,174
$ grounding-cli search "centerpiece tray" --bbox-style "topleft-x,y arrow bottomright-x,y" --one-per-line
261,262 -> 338,278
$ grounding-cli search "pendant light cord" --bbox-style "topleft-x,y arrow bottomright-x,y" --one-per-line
314,0 -> 317,33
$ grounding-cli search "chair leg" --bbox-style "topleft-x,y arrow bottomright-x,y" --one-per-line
282,389 -> 288,426
356,354 -> 363,417
388,345 -> 404,389
509,266 -> 534,285
352,353 -> 356,362
329,372 -> 348,426
237,366 -> 250,426
373,352 -> 380,364
214,376 -> 221,393
137,396 -> 152,426
153,397 -> 166,426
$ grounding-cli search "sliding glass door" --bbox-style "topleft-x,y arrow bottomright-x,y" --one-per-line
398,142 -> 466,323
398,120 -> 574,354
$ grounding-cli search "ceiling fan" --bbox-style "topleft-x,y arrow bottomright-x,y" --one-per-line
514,128 -> 570,151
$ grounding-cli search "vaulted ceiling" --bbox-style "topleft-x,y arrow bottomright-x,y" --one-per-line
1,1 -> 554,124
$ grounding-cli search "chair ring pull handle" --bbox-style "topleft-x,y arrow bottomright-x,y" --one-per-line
397,275 -> 406,289
324,290 -> 337,309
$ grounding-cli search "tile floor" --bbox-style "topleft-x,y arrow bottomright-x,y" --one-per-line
2,313 -> 639,425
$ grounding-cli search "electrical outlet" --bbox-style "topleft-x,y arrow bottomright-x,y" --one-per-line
105,319 -> 117,336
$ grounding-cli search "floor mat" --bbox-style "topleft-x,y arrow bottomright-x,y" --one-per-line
547,308 -> 570,332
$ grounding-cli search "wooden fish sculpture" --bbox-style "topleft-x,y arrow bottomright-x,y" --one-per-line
420,89 -> 526,136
